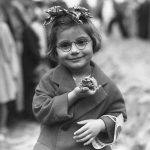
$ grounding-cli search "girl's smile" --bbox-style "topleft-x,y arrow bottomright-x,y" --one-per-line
67,56 -> 84,61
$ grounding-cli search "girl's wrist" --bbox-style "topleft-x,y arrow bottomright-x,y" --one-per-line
68,90 -> 78,106
97,119 -> 106,132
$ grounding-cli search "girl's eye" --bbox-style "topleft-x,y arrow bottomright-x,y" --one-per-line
76,39 -> 88,46
58,42 -> 71,49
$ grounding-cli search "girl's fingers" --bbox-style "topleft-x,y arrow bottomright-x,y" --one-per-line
77,120 -> 89,125
74,125 -> 88,135
81,87 -> 89,92
84,137 -> 94,146
73,130 -> 89,140
76,134 -> 92,143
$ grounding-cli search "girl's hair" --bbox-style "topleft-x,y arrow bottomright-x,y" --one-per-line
47,11 -> 101,62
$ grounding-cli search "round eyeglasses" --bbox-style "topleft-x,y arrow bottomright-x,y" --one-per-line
56,37 -> 91,52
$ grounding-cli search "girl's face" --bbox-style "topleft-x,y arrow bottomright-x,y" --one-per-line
56,26 -> 93,71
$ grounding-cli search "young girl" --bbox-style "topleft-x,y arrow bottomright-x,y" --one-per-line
32,6 -> 127,150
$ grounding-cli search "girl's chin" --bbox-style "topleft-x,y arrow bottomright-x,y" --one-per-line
63,60 -> 90,69
68,63 -> 88,70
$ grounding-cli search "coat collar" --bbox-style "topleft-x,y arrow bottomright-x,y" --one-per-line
52,64 -> 76,93
51,61 -> 108,120
52,61 -> 107,86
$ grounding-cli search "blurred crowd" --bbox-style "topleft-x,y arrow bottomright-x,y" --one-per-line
94,0 -> 150,39
0,0 -> 150,141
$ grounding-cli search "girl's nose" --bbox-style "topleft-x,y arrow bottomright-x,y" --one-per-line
70,43 -> 80,54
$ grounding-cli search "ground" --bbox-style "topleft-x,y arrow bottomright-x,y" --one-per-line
0,32 -> 150,150
94,36 -> 150,150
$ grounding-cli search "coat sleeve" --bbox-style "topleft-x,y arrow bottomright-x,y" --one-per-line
92,79 -> 127,149
32,73 -> 74,125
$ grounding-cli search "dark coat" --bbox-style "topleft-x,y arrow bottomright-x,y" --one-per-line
22,26 -> 41,118
32,61 -> 127,150
22,26 -> 41,81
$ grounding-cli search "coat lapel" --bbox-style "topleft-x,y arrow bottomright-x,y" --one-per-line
73,62 -> 108,120
52,65 -> 76,95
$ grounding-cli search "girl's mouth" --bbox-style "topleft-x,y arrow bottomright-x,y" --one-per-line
69,56 -> 84,61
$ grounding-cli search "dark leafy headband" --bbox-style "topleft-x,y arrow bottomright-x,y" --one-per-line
44,6 -> 92,25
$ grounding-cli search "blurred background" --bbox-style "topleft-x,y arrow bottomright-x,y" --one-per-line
0,0 -> 150,150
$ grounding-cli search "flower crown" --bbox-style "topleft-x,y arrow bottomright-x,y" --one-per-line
44,6 -> 92,25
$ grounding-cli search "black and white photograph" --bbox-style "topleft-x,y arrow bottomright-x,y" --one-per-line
0,0 -> 150,150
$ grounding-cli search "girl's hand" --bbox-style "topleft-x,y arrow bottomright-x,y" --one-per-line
73,85 -> 99,99
73,119 -> 105,146
68,86 -> 99,107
